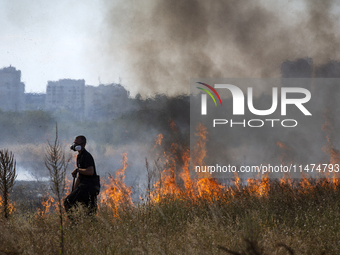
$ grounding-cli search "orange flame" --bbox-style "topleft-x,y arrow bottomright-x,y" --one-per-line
169,118 -> 178,132
247,176 -> 270,197
0,195 -> 15,216
149,123 -> 224,203
99,107 -> 340,213
154,134 -> 164,148
37,191 -> 55,218
99,153 -> 133,217
150,142 -> 182,202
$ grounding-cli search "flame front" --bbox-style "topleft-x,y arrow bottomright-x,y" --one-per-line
33,115 -> 340,218
99,153 -> 133,217
37,191 -> 55,218
0,195 -> 15,216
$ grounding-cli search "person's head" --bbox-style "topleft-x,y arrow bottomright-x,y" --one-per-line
74,135 -> 87,151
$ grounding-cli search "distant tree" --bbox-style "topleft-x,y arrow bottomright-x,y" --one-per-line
44,123 -> 70,255
0,149 -> 17,218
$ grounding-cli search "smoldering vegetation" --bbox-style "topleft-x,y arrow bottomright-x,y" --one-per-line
4,171 -> 340,254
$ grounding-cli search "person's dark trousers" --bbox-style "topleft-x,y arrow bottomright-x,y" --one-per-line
64,181 -> 97,216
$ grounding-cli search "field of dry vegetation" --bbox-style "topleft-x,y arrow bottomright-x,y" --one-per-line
1,124 -> 340,254
1,178 -> 340,254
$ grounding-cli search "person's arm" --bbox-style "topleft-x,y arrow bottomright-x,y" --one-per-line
71,166 -> 94,190
77,166 -> 94,176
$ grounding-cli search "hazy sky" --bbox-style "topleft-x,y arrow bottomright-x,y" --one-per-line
1,0 -> 340,96
0,0 -> 112,93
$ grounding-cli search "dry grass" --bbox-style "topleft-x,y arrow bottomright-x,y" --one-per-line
0,179 -> 339,254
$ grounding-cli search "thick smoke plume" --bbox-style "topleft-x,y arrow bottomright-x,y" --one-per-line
101,0 -> 340,96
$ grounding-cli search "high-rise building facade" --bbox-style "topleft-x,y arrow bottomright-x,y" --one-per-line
85,83 -> 129,120
46,79 -> 85,117
0,66 -> 25,111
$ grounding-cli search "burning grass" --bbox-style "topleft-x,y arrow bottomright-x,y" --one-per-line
1,123 -> 340,254
99,153 -> 133,217
1,178 -> 340,254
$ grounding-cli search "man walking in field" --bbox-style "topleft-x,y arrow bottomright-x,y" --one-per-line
64,135 -> 100,216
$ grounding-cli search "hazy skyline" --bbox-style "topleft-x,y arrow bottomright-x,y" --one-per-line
1,0 -> 340,97
0,0 -> 113,93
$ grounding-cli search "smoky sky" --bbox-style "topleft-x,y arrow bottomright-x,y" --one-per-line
100,0 -> 340,97
189,77 -> 340,179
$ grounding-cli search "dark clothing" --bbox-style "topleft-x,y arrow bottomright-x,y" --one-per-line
64,149 -> 99,215
64,180 -> 98,215
77,149 -> 97,181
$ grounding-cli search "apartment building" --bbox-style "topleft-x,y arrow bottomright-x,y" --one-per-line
0,66 -> 25,111
0,66 -> 131,120
85,83 -> 130,120
46,79 -> 85,117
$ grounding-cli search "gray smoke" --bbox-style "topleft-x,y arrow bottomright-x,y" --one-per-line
3,0 -> 340,186
100,0 -> 340,96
